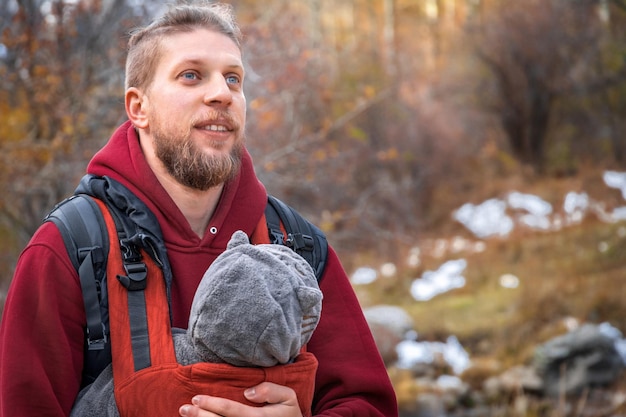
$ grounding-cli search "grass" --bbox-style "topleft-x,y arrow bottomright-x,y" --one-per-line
380,218 -> 626,414
347,168 -> 626,414
362,217 -> 626,359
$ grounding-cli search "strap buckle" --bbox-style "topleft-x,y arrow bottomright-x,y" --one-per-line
269,228 -> 285,245
117,239 -> 147,291
285,232 -> 314,252
86,323 -> 108,351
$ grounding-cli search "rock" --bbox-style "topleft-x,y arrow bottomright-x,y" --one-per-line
533,322 -> 625,396
460,357 -> 502,391
364,305 -> 414,339
414,393 -> 445,417
369,323 -> 404,365
483,365 -> 543,400
364,305 -> 414,365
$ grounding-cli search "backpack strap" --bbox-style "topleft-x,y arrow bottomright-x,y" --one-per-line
44,194 -> 112,386
45,195 -> 109,350
265,195 -> 328,282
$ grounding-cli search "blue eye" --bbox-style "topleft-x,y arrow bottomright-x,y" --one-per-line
226,75 -> 240,85
182,72 -> 198,80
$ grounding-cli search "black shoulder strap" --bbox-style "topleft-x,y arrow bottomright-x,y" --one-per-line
265,195 -> 328,282
44,194 -> 112,387
45,195 -> 109,350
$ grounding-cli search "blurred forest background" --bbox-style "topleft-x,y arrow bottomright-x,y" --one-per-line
2,0 -> 626,413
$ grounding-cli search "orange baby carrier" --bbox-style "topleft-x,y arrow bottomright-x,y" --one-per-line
96,199 -> 318,417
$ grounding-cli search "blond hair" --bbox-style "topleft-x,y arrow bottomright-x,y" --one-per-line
125,1 -> 242,91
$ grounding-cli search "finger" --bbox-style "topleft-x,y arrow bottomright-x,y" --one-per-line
188,395 -> 250,417
179,402 -> 224,417
244,382 -> 298,407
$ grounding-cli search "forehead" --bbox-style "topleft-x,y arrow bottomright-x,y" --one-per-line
157,28 -> 243,70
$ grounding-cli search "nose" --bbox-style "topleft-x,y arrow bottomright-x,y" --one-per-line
203,74 -> 233,107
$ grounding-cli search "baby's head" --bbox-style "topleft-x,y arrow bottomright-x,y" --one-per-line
187,230 -> 323,367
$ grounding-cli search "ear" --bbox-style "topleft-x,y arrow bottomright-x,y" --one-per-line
125,87 -> 149,128
296,286 -> 323,313
227,230 -> 250,249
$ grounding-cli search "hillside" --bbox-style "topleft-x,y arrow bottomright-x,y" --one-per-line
348,167 -> 626,415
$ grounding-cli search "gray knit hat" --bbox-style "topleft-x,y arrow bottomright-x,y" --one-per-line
182,230 -> 323,367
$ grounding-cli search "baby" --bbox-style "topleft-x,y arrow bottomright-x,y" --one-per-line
71,230 -> 323,417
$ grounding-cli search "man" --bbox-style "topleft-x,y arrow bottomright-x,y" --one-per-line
0,2 -> 398,417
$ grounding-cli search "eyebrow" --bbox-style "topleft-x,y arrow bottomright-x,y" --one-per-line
225,63 -> 245,73
175,57 -> 244,71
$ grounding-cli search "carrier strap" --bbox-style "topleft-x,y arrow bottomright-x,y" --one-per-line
94,199 -> 176,379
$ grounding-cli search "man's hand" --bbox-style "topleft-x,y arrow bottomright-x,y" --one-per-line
178,382 -> 304,417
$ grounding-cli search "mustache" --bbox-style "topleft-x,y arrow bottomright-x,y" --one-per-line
191,110 -> 240,131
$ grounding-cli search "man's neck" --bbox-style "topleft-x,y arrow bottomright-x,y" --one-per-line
158,174 -> 224,238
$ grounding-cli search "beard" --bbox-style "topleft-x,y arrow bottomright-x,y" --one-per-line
151,117 -> 244,191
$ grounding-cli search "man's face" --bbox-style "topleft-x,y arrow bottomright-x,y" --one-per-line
142,29 -> 246,190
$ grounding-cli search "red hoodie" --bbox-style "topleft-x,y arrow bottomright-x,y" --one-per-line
0,121 -> 398,416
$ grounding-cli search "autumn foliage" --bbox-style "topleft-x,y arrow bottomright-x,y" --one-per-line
1,0 -> 626,296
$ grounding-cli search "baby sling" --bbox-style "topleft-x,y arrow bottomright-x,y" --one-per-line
44,175 -> 327,415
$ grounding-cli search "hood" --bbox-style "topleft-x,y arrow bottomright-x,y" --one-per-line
85,121 -> 268,252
